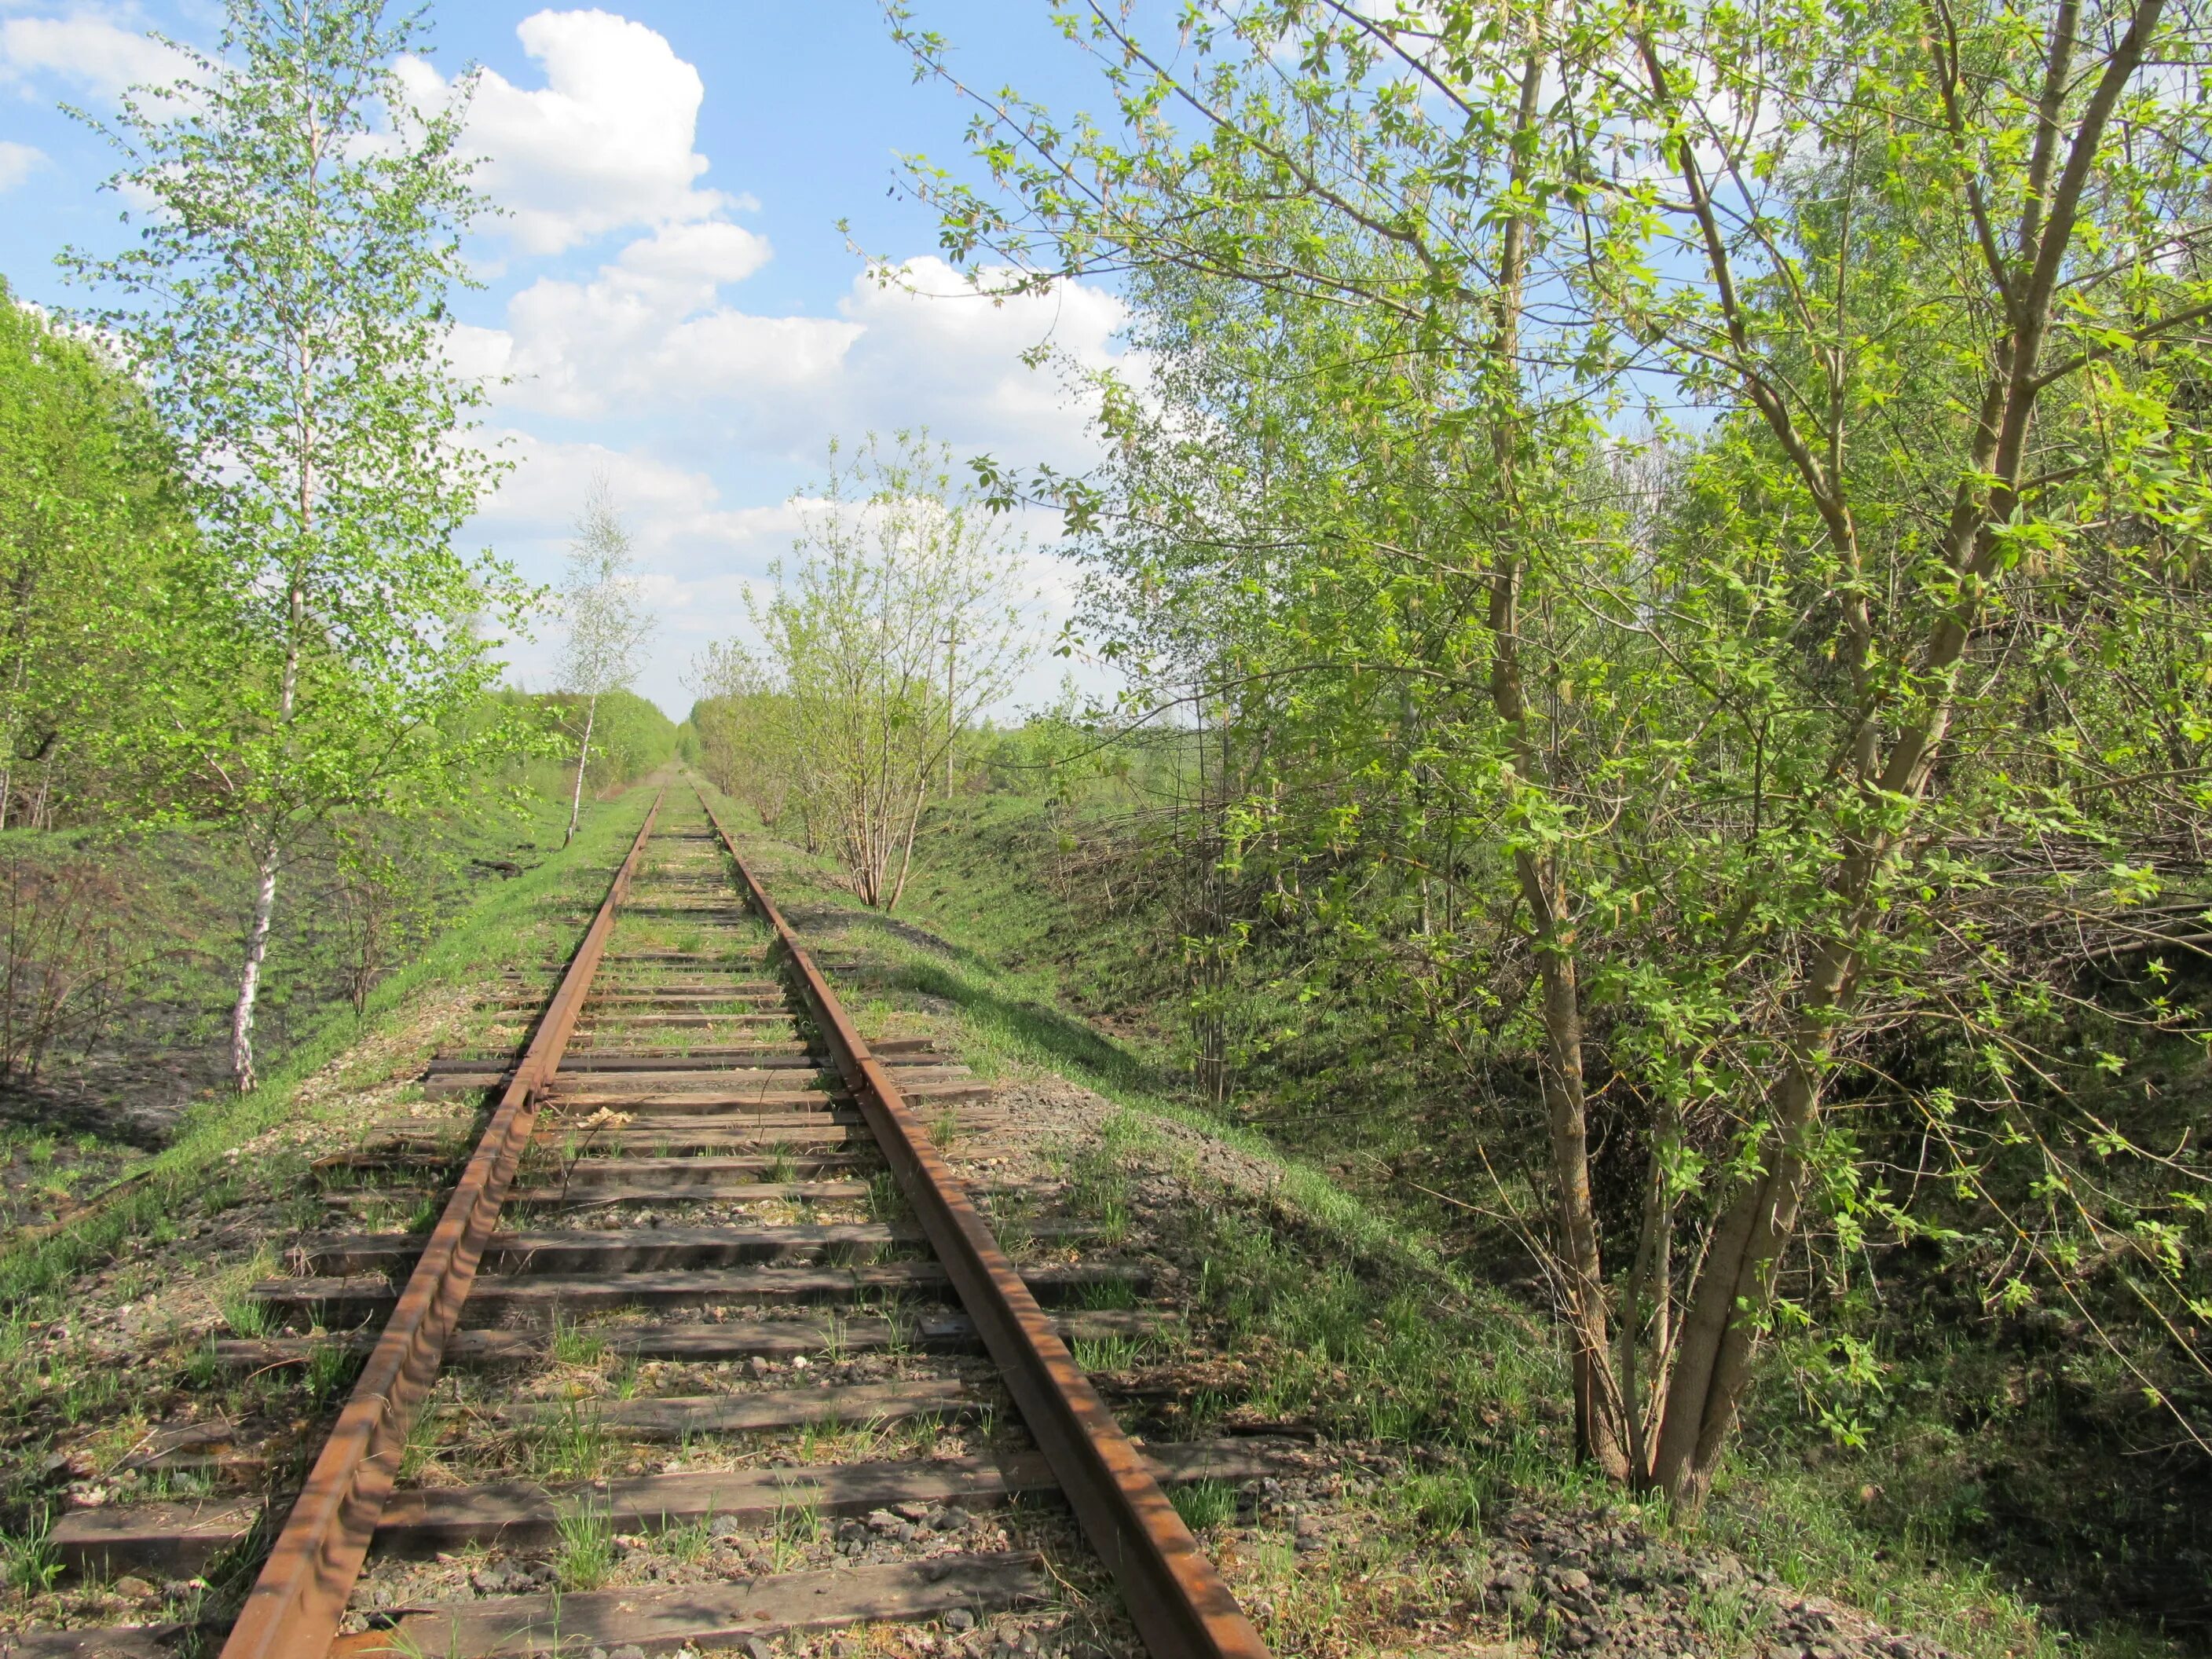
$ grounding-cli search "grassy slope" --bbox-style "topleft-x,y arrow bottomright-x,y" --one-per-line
0,786 -> 655,1317
722,784 -> 2179,1659
0,764 -> 678,1231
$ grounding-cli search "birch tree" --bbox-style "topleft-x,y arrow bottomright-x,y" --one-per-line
62,0 -> 526,1090
557,474 -> 657,844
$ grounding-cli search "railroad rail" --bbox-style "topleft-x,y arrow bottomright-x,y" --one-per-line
36,782 -> 1273,1659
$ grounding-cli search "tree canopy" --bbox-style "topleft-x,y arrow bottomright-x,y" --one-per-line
895,0 -> 2212,1501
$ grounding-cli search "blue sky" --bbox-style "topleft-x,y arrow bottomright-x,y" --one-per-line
0,2 -> 1136,716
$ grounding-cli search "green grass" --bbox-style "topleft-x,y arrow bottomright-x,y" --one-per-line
0,1505 -> 60,1594
524,1403 -> 612,1482
555,1496 -> 616,1591
1169,1478 -> 1237,1532
0,789 -> 660,1321
696,777 -> 2181,1659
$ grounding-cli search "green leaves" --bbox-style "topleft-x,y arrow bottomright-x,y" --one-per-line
59,0 -> 532,837
56,0 -> 536,1082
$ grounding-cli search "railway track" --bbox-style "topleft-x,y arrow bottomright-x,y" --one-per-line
28,785 -> 1273,1659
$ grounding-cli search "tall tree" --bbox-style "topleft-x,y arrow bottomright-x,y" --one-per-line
0,282 -> 200,830
892,0 -> 2212,1503
63,0 -> 527,1090
556,474 -> 657,845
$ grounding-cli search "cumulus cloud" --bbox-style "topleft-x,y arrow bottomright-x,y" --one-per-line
468,242 -> 1130,473
833,258 -> 1130,467
474,428 -> 803,565
465,429 -> 812,701
0,13 -> 185,98
397,8 -> 734,255
464,222 -> 855,419
467,429 -> 1096,716
0,140 -> 45,191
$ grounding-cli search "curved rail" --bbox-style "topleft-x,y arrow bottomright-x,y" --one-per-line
697,786 -> 1270,1659
218,790 -> 667,1659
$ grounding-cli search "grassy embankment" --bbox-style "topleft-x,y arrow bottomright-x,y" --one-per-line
0,786 -> 655,1320
0,707 -> 686,1232
709,779 -> 2185,1659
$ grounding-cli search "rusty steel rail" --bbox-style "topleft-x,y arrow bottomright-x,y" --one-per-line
697,786 -> 1270,1659
219,790 -> 667,1659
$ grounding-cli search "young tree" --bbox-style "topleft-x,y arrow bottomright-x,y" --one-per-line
63,0 -> 529,1090
685,639 -> 804,833
750,430 -> 1036,909
557,474 -> 657,844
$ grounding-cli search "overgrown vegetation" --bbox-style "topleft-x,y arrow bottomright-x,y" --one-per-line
718,780 -> 2177,1655
872,0 -> 2212,1597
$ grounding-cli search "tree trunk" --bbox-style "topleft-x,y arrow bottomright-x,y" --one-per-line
230,551 -> 305,1090
884,778 -> 929,912
566,693 -> 598,847
1520,848 -> 1629,1478
230,838 -> 280,1092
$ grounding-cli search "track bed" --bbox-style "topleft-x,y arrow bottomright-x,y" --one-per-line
29,789 -> 1274,1659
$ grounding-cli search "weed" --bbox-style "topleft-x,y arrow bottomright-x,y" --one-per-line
1079,1276 -> 1137,1311
1686,1580 -> 1774,1656
1394,1467 -> 1488,1538
770,1487 -> 820,1572
555,1497 -> 615,1591
663,1507 -> 718,1566
1097,1198 -> 1132,1250
221,1290 -> 273,1339
929,1107 -> 961,1150
1,1507 -> 60,1594
1072,1332 -> 1146,1373
181,1334 -> 222,1390
1170,1479 -> 1236,1533
55,1357 -> 126,1425
526,1403 -> 610,1481
398,1405 -> 445,1481
867,1168 -> 906,1221
797,1413 -> 848,1463
306,1341 -> 360,1406
550,1313 -> 607,1368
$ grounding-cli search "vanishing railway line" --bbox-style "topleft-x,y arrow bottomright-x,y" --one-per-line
31,784 -> 1275,1659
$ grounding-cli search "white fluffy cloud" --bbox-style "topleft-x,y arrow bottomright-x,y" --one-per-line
467,430 -> 811,698
833,259 -> 1130,466
397,8 -> 734,255
468,243 -> 1129,471
0,140 -> 45,191
468,429 -> 1093,716
456,216 -> 851,419
0,13 -> 184,97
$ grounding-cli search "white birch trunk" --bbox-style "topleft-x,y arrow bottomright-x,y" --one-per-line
566,693 -> 598,846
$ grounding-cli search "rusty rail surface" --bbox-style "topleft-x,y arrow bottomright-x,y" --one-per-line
218,790 -> 666,1659
697,786 -> 1270,1659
